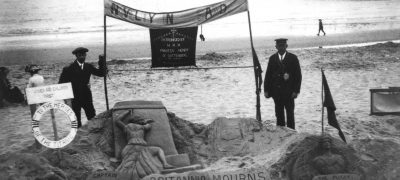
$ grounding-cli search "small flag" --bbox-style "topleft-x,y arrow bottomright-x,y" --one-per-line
322,70 -> 346,143
251,46 -> 263,91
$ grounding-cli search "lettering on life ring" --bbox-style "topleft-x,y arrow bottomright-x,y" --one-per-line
32,102 -> 78,149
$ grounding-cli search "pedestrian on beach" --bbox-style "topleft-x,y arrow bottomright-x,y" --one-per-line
59,47 -> 106,128
25,64 -> 45,148
25,64 -> 45,115
0,67 -> 25,107
25,64 -> 44,88
264,38 -> 302,129
317,19 -> 326,36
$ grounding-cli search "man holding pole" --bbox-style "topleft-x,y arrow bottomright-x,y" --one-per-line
264,38 -> 302,129
59,47 -> 107,128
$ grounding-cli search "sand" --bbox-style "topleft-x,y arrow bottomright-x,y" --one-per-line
0,30 -> 400,156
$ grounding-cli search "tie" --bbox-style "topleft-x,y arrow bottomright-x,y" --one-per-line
80,64 -> 84,70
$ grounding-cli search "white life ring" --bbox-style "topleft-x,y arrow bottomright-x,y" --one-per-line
32,102 -> 78,148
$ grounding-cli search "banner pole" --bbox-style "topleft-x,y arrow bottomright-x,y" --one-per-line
321,68 -> 325,135
104,15 -> 110,111
246,5 -> 261,126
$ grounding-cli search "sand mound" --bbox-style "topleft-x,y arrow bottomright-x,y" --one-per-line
1,111 -> 399,180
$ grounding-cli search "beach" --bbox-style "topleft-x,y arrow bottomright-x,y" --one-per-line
2,0 -> 400,179
1,31 -> 400,155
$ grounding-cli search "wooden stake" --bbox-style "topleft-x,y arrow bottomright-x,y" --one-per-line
50,109 -> 59,140
321,68 -> 325,135
104,15 -> 110,111
246,4 -> 262,127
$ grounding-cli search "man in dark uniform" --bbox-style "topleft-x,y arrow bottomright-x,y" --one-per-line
59,47 -> 106,128
264,38 -> 302,129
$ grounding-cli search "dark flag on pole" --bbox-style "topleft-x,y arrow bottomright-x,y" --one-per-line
251,46 -> 263,90
251,46 -> 263,123
322,70 -> 346,143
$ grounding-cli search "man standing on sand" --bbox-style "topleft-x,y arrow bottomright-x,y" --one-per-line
59,47 -> 106,128
264,38 -> 302,129
317,19 -> 326,36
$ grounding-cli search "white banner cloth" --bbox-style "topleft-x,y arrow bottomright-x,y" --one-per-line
104,0 -> 248,28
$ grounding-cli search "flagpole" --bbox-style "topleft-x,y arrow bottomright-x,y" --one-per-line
246,2 -> 262,127
104,15 -> 110,111
321,68 -> 325,135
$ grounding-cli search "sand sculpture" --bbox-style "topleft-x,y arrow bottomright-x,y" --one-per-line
311,136 -> 346,175
111,101 -> 201,178
283,135 -> 361,180
114,110 -> 174,179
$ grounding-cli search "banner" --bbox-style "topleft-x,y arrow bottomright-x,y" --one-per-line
104,0 -> 248,28
150,27 -> 198,67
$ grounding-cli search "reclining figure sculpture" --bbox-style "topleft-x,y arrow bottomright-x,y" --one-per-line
114,111 -> 173,179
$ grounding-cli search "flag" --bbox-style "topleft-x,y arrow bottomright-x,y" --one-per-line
322,70 -> 346,143
251,46 -> 263,91
251,46 -> 262,122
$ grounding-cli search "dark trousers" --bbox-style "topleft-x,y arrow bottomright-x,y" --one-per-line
273,96 -> 295,129
72,100 -> 96,127
318,28 -> 326,35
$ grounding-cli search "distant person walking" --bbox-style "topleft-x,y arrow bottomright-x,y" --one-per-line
59,47 -> 106,128
317,19 -> 326,36
264,38 -> 302,130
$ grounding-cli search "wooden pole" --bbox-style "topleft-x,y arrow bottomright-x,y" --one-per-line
29,104 -> 42,148
321,68 -> 325,135
104,15 -> 110,111
50,109 -> 59,140
246,6 -> 262,126
50,108 -> 62,159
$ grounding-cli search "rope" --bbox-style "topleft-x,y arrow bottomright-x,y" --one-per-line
105,72 -> 118,87
111,65 -> 254,71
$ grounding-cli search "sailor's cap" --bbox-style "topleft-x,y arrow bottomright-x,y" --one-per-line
72,47 -> 89,55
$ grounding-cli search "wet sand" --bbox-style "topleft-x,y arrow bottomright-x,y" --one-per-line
1,29 -> 399,66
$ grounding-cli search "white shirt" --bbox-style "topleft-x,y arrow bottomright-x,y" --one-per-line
77,61 -> 84,70
27,74 -> 44,88
278,52 -> 287,61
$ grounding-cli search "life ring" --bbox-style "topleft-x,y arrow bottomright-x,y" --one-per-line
32,102 -> 78,148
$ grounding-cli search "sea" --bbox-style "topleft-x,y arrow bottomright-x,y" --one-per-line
1,0 -> 400,53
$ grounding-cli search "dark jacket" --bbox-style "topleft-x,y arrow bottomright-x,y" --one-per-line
264,52 -> 302,98
59,61 -> 106,102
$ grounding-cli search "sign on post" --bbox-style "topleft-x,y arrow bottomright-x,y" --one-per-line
26,83 -> 74,104
26,83 -> 77,149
